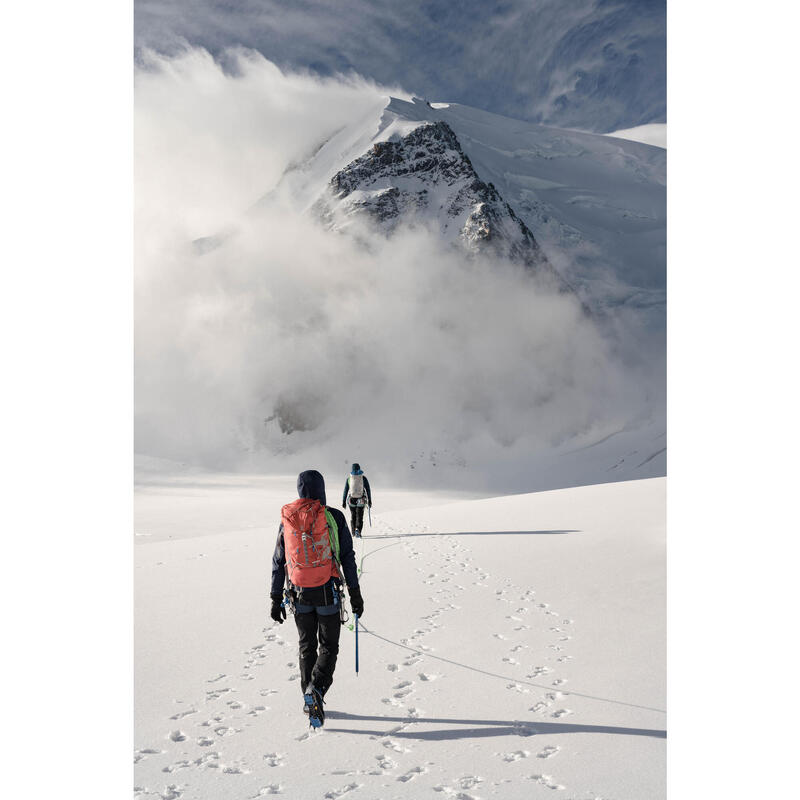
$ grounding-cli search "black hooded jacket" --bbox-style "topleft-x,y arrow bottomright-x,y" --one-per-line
271,470 -> 360,599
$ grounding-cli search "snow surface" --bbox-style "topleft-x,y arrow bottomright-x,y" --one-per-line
605,124 -> 667,149
135,471 -> 665,799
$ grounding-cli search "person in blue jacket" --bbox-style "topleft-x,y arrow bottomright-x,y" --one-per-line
270,469 -> 364,727
342,462 -> 372,538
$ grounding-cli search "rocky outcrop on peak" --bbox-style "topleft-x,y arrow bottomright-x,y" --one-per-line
314,121 -> 563,284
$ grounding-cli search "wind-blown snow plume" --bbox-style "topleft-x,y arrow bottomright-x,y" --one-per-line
135,48 -> 659,487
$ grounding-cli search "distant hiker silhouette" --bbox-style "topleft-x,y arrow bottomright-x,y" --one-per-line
342,462 -> 372,538
270,470 -> 364,728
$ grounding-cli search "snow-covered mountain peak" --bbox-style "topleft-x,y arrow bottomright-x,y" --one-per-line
313,111 -> 554,280
246,93 -> 664,314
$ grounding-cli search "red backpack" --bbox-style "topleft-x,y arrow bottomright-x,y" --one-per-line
281,498 -> 340,588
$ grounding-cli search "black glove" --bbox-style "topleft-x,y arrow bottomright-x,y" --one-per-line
342,503 -> 346,509
270,594 -> 286,624
349,586 -> 364,618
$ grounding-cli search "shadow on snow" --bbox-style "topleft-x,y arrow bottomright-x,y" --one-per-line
360,530 -> 579,538
324,711 -> 666,741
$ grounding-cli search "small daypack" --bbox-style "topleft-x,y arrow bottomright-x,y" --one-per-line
281,498 -> 340,588
349,473 -> 365,499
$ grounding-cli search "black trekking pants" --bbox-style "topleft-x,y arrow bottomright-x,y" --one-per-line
295,609 -> 341,696
349,502 -> 365,534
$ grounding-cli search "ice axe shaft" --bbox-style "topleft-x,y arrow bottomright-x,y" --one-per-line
355,614 -> 359,674
368,505 -> 372,527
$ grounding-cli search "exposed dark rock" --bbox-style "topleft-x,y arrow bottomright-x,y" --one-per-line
318,120 -> 564,286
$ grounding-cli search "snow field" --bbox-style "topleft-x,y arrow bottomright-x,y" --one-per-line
135,475 -> 665,799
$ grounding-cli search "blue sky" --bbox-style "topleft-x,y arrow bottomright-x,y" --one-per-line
135,0 -> 665,133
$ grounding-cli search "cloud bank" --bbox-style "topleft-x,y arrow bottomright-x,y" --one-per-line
135,0 -> 666,133
135,49 -> 658,489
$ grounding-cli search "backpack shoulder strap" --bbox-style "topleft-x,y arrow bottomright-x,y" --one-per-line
324,508 -> 340,564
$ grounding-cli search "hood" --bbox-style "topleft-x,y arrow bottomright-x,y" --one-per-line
351,462 -> 362,475
297,469 -> 326,505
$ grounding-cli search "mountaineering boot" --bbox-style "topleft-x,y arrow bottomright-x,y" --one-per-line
303,686 -> 325,728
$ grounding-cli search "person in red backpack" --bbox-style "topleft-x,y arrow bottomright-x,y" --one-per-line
270,469 -> 364,728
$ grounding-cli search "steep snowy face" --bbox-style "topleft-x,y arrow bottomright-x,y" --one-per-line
314,120 -> 553,278
371,98 -> 666,315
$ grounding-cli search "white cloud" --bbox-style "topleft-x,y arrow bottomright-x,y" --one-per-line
135,48 -> 656,486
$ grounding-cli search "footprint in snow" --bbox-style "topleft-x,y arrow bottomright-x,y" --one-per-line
537,745 -> 560,759
252,785 -> 282,796
323,782 -> 360,798
162,752 -> 221,773
529,773 -> 565,790
373,754 -> 396,773
134,748 -> 162,763
500,750 -> 529,762
397,765 -> 427,782
381,696 -> 406,707
169,708 -> 198,721
381,738 -> 410,753
168,730 -> 187,742
551,709 -> 572,719
221,763 -> 249,775
263,752 -> 284,767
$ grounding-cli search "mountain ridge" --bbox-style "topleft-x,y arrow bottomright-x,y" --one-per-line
313,119 -> 566,288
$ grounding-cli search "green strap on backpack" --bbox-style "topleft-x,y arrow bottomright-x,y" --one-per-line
325,509 -> 341,564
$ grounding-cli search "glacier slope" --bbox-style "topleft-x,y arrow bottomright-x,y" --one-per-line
134,473 -> 666,799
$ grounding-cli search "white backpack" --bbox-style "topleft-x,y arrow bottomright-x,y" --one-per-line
349,473 -> 365,499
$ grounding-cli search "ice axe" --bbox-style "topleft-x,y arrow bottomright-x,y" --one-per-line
368,504 -> 372,527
